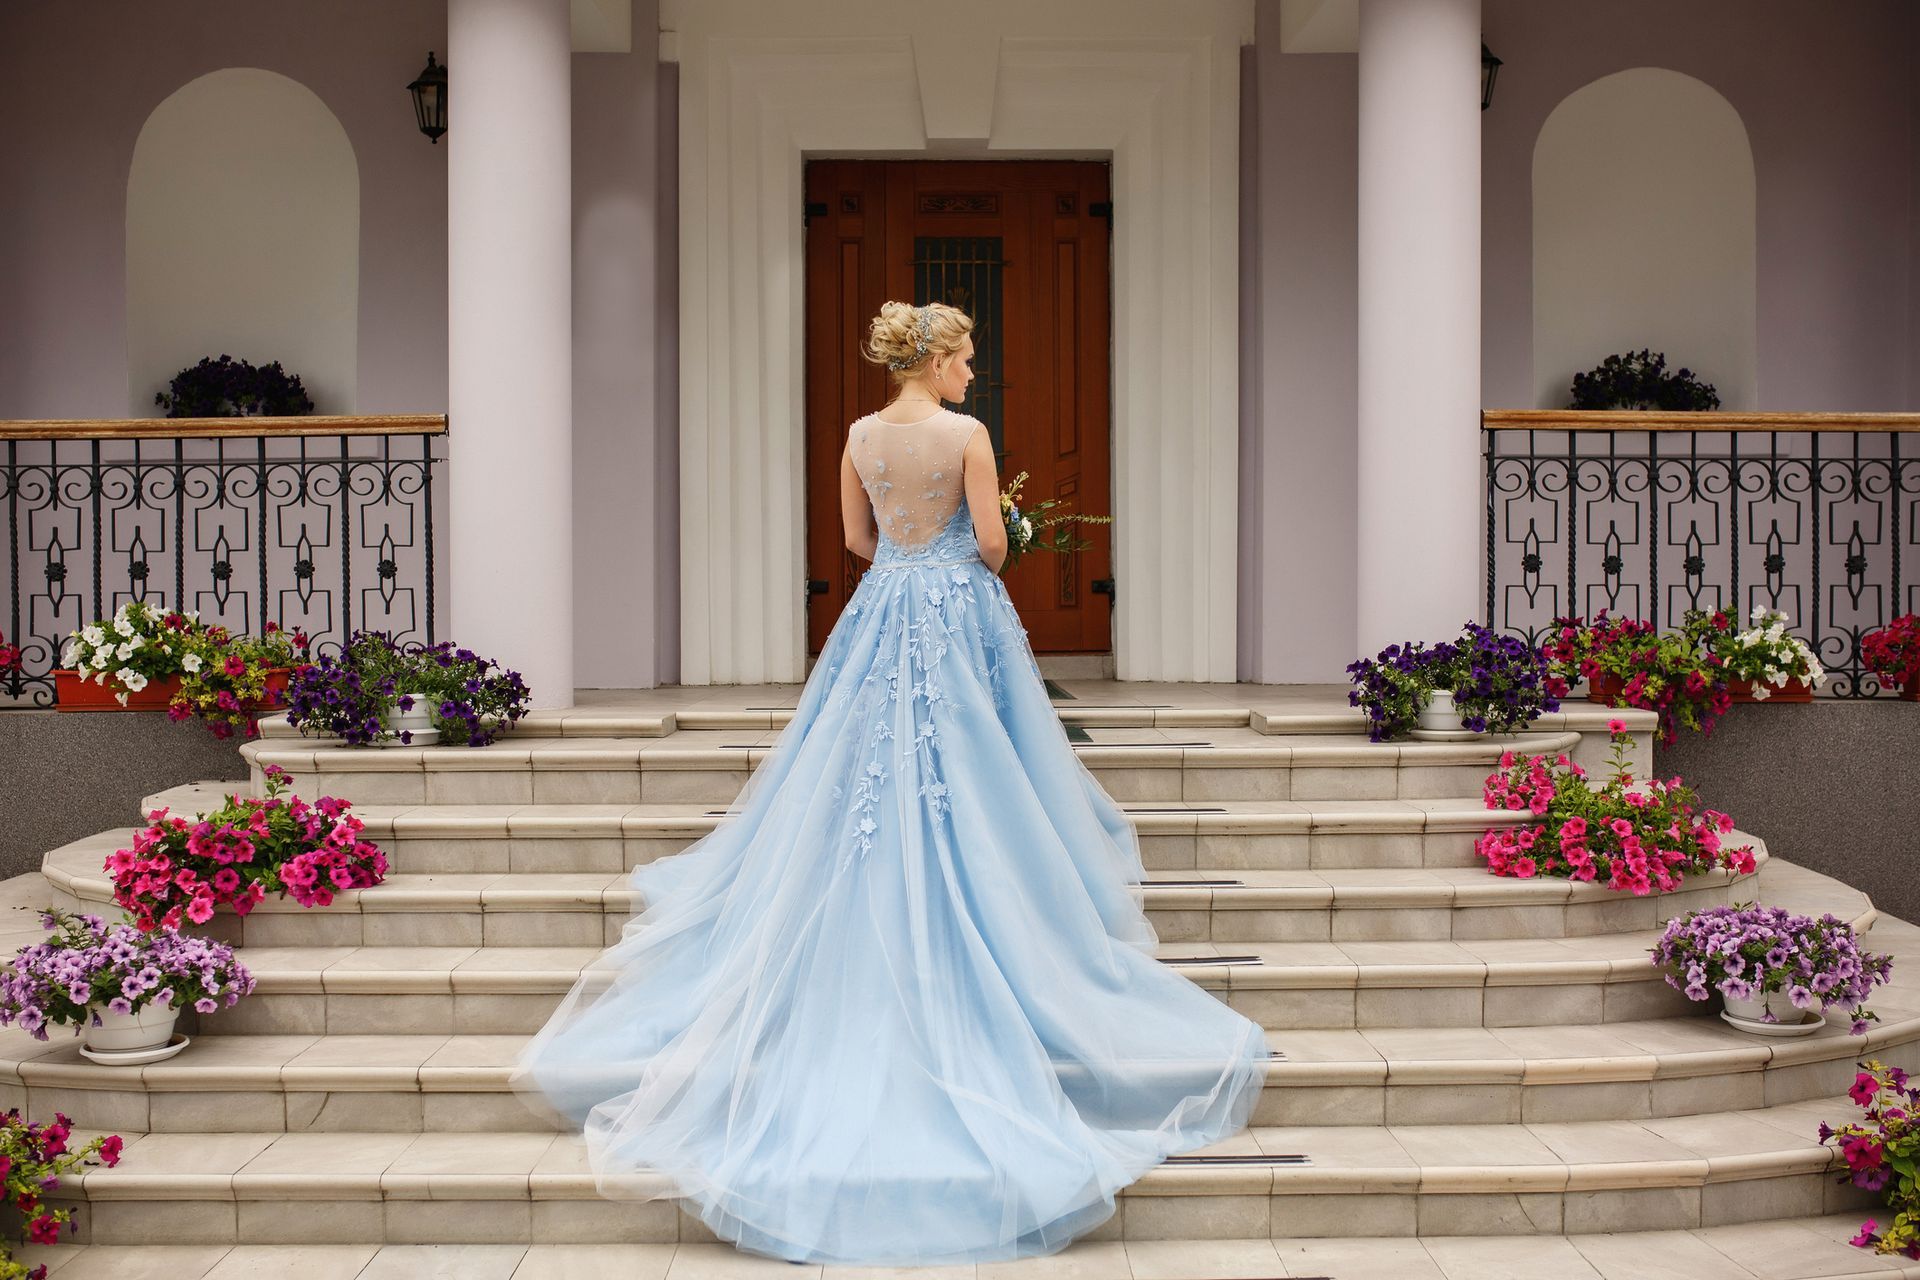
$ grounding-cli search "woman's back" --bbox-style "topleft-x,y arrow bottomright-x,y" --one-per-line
848,407 -> 981,553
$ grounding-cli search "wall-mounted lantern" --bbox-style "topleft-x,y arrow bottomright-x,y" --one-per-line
1482,43 -> 1502,111
408,52 -> 447,144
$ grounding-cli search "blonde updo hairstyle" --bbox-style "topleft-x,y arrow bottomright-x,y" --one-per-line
862,300 -> 974,383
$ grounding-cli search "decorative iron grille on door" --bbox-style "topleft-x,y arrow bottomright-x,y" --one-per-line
912,236 -> 1006,460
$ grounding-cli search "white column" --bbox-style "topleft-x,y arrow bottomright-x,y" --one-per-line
449,0 -> 573,707
1357,0 -> 1481,652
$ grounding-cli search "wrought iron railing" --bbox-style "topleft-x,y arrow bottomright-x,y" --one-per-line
1483,410 -> 1920,697
2,416 -> 446,708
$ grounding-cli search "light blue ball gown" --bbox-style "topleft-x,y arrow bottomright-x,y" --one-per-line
512,407 -> 1270,1266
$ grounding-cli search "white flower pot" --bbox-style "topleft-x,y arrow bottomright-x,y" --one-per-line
1416,690 -> 1473,733
1720,987 -> 1820,1033
83,1001 -> 180,1053
377,691 -> 440,747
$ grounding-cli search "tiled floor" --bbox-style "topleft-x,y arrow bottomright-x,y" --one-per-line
16,1220 -> 1920,1279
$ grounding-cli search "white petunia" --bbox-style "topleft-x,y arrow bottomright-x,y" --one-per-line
113,618 -> 135,638
181,653 -> 203,674
118,668 -> 147,692
82,625 -> 105,646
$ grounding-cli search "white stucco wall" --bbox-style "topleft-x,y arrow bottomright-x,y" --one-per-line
1531,67 -> 1757,410
126,68 -> 360,414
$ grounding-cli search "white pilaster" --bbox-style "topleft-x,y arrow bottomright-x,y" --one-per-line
1356,0 -> 1481,652
449,0 -> 574,706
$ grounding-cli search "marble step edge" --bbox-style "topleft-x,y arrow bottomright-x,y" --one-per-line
39,838 -> 1767,916
19,1219 -> 1920,1280
237,731 -> 1587,774
253,703 -> 1660,739
138,785 -> 1550,837
257,704 -> 1255,737
68,914 -> 1870,998
49,1097 -> 1868,1205
6,1010 -> 1916,1099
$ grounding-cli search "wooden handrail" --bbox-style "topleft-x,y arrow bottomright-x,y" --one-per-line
1483,409 -> 1920,433
0,414 -> 448,441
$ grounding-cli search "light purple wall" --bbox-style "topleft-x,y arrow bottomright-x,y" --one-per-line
1240,2 -> 1360,683
1912,12 -> 1920,409
571,0 -> 677,689
0,0 -> 448,417
1482,0 -> 1918,411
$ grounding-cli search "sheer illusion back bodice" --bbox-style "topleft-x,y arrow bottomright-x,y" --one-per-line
849,408 -> 982,554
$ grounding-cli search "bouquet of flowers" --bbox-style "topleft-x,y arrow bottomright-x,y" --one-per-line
1539,611 -> 1731,743
285,631 -> 529,747
167,621 -> 308,738
107,765 -> 388,929
1824,1060 -> 1920,1261
1686,605 -> 1825,698
0,1108 -> 123,1278
1347,622 -> 1558,742
0,908 -> 253,1041
1863,613 -> 1920,694
1654,904 -> 1892,1034
998,471 -> 1112,573
1476,722 -> 1753,894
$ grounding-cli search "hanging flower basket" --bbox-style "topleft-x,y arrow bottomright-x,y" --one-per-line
54,669 -> 184,711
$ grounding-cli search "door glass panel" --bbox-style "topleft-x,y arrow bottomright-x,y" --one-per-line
912,236 -> 1004,458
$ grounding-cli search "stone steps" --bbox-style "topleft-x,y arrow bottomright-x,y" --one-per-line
20,686 -> 1908,1265
40,1098 -> 1884,1246
7,1008 -> 1916,1137
53,864 -> 1863,1036
137,784 -> 1567,873
17,1216 -> 1920,1280
241,728 -> 1595,808
41,832 -> 1765,947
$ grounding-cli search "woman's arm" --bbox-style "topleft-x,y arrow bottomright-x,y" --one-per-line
841,440 -> 878,562
962,424 -> 1007,573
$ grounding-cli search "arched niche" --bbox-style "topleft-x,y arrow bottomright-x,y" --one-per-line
127,68 -> 359,414
1532,68 -> 1756,409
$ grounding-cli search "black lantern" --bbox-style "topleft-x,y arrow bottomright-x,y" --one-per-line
408,52 -> 447,143
1481,42 -> 1502,111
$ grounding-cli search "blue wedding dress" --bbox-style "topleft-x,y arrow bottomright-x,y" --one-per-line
512,407 -> 1270,1266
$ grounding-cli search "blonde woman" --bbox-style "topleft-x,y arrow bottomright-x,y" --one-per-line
515,301 -> 1268,1266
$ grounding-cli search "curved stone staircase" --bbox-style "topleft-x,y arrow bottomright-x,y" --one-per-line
7,687 -> 1918,1279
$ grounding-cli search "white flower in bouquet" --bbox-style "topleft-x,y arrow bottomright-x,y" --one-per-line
82,625 -> 105,647
1020,517 -> 1033,539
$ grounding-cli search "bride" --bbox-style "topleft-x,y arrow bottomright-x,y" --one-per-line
511,300 -> 1270,1267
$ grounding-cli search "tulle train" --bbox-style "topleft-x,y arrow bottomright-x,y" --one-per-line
511,510 -> 1271,1266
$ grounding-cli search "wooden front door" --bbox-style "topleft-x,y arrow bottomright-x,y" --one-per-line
803,160 -> 1113,656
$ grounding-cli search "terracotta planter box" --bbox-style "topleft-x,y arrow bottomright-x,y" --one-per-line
256,667 -> 294,711
1586,674 -> 1627,704
54,666 -> 292,713
1725,677 -> 1815,704
1895,682 -> 1920,703
54,670 -> 183,711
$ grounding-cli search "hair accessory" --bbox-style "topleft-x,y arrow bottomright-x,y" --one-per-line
887,306 -> 934,371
